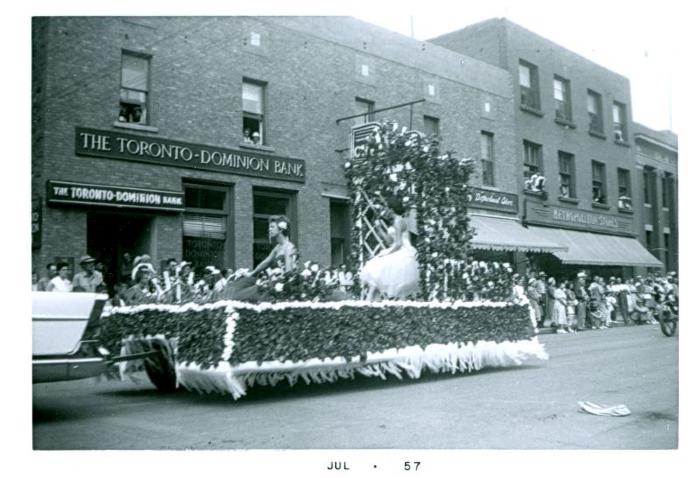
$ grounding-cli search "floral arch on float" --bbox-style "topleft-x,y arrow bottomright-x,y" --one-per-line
95,120 -> 548,399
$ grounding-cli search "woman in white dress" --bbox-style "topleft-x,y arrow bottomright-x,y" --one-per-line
359,196 -> 419,301
47,262 -> 73,292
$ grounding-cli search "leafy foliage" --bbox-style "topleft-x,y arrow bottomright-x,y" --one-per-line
230,303 -> 532,365
98,301 -> 533,369
344,120 -> 475,300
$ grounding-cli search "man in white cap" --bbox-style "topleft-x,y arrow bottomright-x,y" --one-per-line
72,255 -> 105,292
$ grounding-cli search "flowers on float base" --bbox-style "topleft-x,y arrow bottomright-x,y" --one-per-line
301,269 -> 312,278
310,264 -> 320,273
274,283 -> 284,292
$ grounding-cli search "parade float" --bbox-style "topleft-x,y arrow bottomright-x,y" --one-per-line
97,121 -> 548,399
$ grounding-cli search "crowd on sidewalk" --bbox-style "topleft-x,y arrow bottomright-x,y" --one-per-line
32,252 -> 356,308
33,253 -> 679,332
512,270 -> 679,334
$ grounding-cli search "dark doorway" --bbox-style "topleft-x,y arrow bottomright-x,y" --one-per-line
87,212 -> 153,292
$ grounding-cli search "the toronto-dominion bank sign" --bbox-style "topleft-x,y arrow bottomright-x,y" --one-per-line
75,127 -> 306,182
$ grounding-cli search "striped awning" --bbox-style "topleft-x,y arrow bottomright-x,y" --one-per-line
527,226 -> 663,267
470,215 -> 566,253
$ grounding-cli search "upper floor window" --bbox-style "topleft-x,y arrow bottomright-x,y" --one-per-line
119,52 -> 150,125
558,151 -> 576,198
480,131 -> 495,187
354,98 -> 375,126
242,80 -> 265,145
617,168 -> 632,210
662,172 -> 673,209
523,140 -> 544,192
519,60 -> 540,110
423,115 -> 440,137
553,76 -> 572,122
613,101 -> 628,142
643,167 -> 654,205
587,90 -> 604,134
592,160 -> 607,204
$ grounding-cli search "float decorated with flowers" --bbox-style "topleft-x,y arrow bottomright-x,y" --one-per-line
97,120 -> 548,399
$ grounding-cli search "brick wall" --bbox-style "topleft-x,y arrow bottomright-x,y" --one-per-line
432,19 -> 639,233
33,17 -> 515,272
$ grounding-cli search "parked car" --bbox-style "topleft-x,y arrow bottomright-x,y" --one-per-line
32,291 -> 111,383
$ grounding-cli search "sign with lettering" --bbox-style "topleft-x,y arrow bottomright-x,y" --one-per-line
467,187 -> 518,214
76,127 -> 305,183
524,201 -> 634,236
47,180 -> 185,212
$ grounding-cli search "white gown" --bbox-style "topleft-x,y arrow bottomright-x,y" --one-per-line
359,223 -> 420,299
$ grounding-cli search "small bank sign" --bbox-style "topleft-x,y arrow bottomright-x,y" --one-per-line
47,180 -> 185,212
75,127 -> 306,183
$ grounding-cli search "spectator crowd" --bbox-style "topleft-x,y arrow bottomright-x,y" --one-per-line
513,270 -> 679,334
32,253 -> 357,309
33,252 -> 678,336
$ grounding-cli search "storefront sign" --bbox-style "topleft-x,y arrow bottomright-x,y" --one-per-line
524,201 -> 634,236
47,180 -> 185,212
76,127 -> 306,183
467,187 -> 518,214
32,196 -> 41,249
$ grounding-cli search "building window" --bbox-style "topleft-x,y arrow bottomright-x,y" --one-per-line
643,167 -> 654,205
354,98 -> 375,125
519,60 -> 540,109
553,76 -> 572,121
480,131 -> 495,187
330,199 -> 351,268
587,89 -> 604,134
523,140 -> 543,181
253,190 -> 293,268
645,230 -> 654,251
558,151 -> 576,198
119,52 -> 150,125
591,160 -> 607,204
242,80 -> 265,145
664,233 -> 671,268
662,172 -> 673,208
613,101 -> 628,142
423,115 -> 440,136
183,183 -> 229,269
617,168 -> 632,210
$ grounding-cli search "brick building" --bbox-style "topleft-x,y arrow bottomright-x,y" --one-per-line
633,123 -> 678,273
33,16 -> 550,289
430,18 -> 663,277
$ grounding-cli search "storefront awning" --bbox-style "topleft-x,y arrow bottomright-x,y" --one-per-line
470,215 -> 567,253
526,226 -> 663,267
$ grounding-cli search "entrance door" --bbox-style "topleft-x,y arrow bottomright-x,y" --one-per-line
87,212 -> 153,291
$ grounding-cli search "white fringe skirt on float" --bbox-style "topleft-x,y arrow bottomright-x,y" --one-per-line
173,338 -> 549,400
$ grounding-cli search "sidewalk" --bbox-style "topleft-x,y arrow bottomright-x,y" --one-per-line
537,320 -> 655,334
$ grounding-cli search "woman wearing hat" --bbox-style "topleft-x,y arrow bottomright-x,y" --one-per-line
124,263 -> 159,305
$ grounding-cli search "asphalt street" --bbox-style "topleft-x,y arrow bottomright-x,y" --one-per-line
33,324 -> 678,450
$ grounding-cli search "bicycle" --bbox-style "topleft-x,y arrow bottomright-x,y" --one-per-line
659,295 -> 678,337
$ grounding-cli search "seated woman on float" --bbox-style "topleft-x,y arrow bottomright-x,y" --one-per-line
219,215 -> 297,301
359,195 -> 419,302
